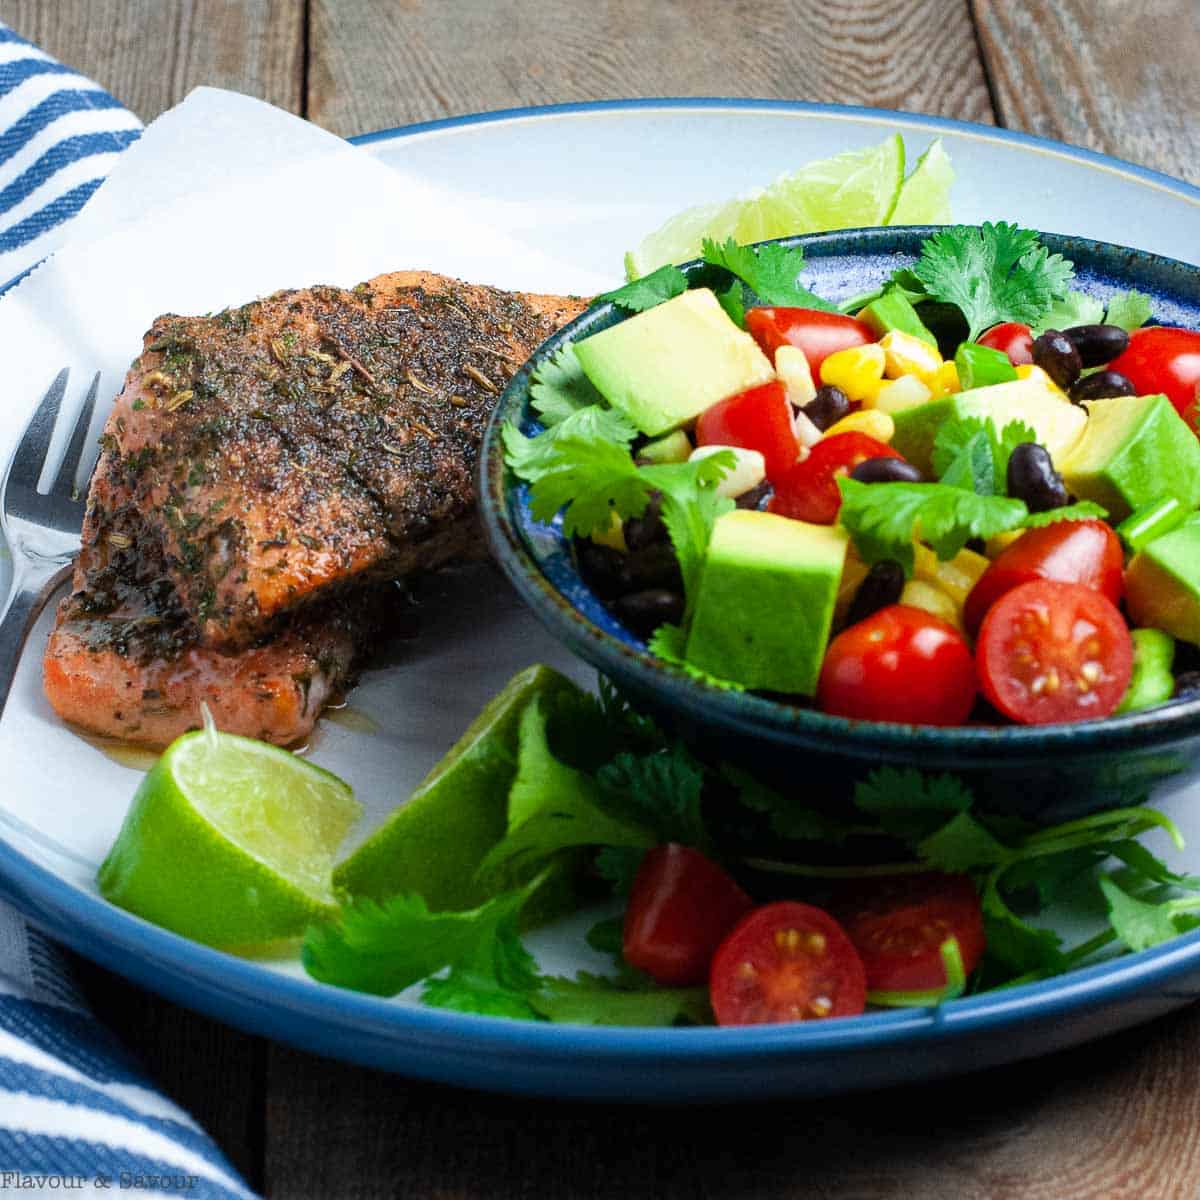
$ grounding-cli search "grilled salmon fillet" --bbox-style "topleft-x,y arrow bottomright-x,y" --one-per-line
43,272 -> 586,746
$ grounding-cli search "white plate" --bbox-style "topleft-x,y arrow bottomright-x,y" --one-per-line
2,101 -> 1200,1101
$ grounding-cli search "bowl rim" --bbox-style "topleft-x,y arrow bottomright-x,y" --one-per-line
479,225 -> 1200,758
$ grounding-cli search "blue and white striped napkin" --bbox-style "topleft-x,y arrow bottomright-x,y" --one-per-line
0,24 -> 257,1198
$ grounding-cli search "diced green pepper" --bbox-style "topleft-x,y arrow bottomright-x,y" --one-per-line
1116,496 -> 1189,554
1116,629 -> 1176,714
954,342 -> 1019,391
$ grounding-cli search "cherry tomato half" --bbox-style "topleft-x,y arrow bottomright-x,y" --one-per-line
768,432 -> 902,525
709,901 -> 866,1025
978,321 -> 1034,367
963,519 -> 1125,636
695,380 -> 799,483
977,579 -> 1133,725
1107,326 -> 1200,427
622,844 -> 754,986
817,605 -> 978,726
745,307 -> 875,376
836,873 -> 986,992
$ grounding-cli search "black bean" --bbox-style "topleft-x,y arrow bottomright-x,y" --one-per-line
1006,442 -> 1068,513
1032,329 -> 1083,390
576,541 -> 629,600
613,589 -> 685,638
1063,323 -> 1130,368
624,496 -> 669,551
846,561 -> 905,626
1069,370 -> 1136,403
624,542 -> 684,592
849,457 -> 924,485
801,385 -> 850,432
735,481 -> 773,510
1173,671 -> 1200,701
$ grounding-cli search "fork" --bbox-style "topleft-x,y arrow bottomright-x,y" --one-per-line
0,368 -> 102,721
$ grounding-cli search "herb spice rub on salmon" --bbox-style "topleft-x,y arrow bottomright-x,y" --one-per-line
43,271 -> 586,746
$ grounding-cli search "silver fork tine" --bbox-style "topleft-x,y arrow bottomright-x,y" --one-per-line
52,370 -> 101,500
5,368 -> 68,495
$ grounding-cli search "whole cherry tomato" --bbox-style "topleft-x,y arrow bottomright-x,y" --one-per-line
745,307 -> 875,375
709,901 -> 866,1025
817,605 -> 978,726
835,873 -> 986,993
976,579 -> 1133,725
622,844 -> 754,986
963,519 -> 1125,636
769,432 -> 902,525
1107,326 -> 1200,426
978,322 -> 1035,367
695,380 -> 799,483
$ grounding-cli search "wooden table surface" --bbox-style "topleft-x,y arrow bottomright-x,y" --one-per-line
2,1 -> 1200,1196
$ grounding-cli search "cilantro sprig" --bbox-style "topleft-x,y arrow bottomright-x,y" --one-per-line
902,222 -> 1075,341
932,416 -> 1036,496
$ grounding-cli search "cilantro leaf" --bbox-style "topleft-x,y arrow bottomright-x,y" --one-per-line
701,237 -> 837,312
594,847 -> 644,897
1098,876 -> 1186,952
525,436 -> 655,536
595,265 -> 688,313
596,742 -> 708,849
528,345 -> 606,426
1104,289 -> 1153,333
715,280 -> 746,327
837,478 -> 1027,574
932,417 -> 1036,496
528,972 -> 710,1026
477,698 -> 656,889
1031,291 -> 1104,336
916,812 -> 1010,872
302,883 -> 532,997
503,405 -> 638,484
981,874 -> 1065,974
723,764 -> 858,843
1023,501 -> 1108,527
909,222 -> 1075,341
852,768 -> 974,841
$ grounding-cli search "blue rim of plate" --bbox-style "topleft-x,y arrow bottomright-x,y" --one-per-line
2,98 -> 1200,1083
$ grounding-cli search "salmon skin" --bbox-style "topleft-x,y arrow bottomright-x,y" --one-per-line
43,271 -> 586,747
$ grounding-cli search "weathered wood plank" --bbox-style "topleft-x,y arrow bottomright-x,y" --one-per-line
973,0 -> 1200,184
0,0 -> 304,122
73,957 -> 266,1190
264,1004 -> 1200,1199
308,0 -> 994,138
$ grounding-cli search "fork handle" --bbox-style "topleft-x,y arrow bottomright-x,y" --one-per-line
0,556 -> 74,723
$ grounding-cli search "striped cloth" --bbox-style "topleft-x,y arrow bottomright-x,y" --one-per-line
0,24 -> 258,1199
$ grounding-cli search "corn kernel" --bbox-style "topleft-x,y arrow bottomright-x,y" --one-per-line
900,579 -> 961,629
775,345 -> 816,408
833,544 -> 871,627
871,373 -> 933,415
931,360 -> 960,397
985,530 -> 1025,557
591,510 -> 626,553
880,330 -> 943,383
824,408 -> 895,443
820,344 -> 886,405
1015,363 -> 1067,398
914,544 -> 990,609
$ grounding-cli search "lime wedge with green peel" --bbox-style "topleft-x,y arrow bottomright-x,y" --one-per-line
890,138 -> 955,224
333,664 -> 578,913
98,725 -> 360,949
625,134 -> 908,279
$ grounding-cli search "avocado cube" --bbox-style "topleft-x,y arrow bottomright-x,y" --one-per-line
574,289 -> 775,436
1125,514 -> 1200,645
857,290 -> 937,347
1060,394 -> 1200,522
891,378 -> 1087,476
685,510 -> 848,694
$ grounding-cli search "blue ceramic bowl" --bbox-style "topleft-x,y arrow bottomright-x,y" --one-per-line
479,228 -> 1200,822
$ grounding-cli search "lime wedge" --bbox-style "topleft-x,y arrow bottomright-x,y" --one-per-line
333,664 -> 578,913
625,134 -> 906,278
98,724 -> 360,949
890,138 -> 955,224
